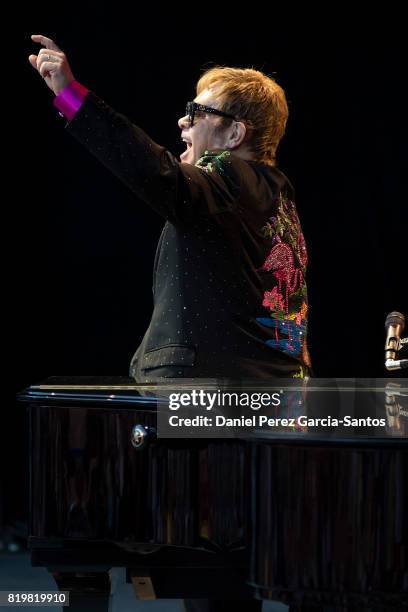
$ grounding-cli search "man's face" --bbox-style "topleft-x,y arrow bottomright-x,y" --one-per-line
178,88 -> 230,165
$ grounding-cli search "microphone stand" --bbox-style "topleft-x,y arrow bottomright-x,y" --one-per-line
385,336 -> 408,370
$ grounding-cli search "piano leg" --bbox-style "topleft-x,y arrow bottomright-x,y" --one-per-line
50,571 -> 111,612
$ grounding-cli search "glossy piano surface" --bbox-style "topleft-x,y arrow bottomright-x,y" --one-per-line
249,443 -> 407,608
21,377 -> 247,549
18,377 -> 408,608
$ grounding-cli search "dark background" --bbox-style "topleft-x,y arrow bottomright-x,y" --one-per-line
4,6 -> 407,528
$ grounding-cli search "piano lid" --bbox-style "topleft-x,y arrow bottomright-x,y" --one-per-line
16,377 -> 408,444
16,376 -> 264,406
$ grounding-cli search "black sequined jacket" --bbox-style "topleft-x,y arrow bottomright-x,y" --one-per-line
65,92 -> 311,381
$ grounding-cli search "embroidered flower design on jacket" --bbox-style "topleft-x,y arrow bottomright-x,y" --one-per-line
195,149 -> 231,174
256,193 -> 309,361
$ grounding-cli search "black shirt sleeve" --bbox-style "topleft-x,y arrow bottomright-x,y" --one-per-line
65,92 -> 242,226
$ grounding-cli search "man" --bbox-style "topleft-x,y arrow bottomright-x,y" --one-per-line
29,34 -> 311,385
29,34 -> 311,611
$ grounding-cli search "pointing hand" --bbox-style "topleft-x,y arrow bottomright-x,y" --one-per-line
29,34 -> 75,95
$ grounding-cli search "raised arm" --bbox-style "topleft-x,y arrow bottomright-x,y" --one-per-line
29,35 -> 242,226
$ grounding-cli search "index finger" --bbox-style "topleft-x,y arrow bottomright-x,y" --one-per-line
31,34 -> 62,51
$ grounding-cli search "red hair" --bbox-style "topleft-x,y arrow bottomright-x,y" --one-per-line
197,66 -> 288,165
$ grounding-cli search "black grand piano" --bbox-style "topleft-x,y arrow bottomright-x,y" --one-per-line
17,377 -> 408,611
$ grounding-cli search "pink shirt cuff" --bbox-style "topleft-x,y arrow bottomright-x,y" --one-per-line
53,80 -> 89,122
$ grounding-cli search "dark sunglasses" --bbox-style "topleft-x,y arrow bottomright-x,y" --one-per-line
185,101 -> 237,127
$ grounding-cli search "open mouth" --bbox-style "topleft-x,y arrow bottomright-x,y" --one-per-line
180,138 -> 193,161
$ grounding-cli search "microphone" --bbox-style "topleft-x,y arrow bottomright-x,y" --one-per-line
385,312 -> 408,370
